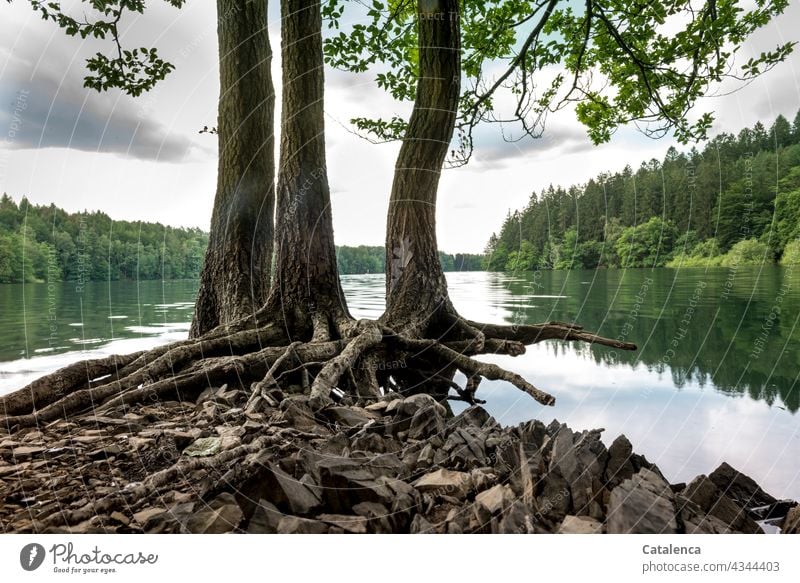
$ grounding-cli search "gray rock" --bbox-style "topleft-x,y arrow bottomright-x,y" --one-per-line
352,502 -> 393,533
682,475 -> 762,533
605,434 -> 636,488
498,500 -> 533,534
318,513 -> 368,534
277,516 -> 329,534
443,426 -> 488,469
317,456 -> 417,513
782,506 -> 800,534
448,406 -> 493,430
240,459 -> 322,516
709,462 -> 777,509
413,468 -> 473,499
407,404 -> 445,440
536,470 -> 571,523
185,493 -> 243,534
397,394 -> 447,418
676,494 -> 736,534
558,515 -> 603,534
607,469 -> 678,534
473,484 -> 514,526
247,499 -> 283,534
549,426 -> 608,518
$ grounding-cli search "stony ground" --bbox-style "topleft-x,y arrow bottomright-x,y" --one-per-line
1,385 -> 798,534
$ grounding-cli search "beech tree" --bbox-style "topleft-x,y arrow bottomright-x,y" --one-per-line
2,0 -> 793,431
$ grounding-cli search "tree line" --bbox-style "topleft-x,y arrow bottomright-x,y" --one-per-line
336,245 -> 483,275
0,194 -> 208,283
0,195 -> 483,283
485,112 -> 800,271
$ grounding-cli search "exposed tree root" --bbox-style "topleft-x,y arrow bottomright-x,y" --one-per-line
0,351 -> 145,417
1,304 -> 635,430
309,320 -> 383,407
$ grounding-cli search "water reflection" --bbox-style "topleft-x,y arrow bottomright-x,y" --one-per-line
0,269 -> 798,498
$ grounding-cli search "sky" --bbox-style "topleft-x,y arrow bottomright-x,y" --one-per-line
1,1 -> 799,254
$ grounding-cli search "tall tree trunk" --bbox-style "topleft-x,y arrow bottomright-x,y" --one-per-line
382,0 -> 461,335
190,0 -> 275,338
266,0 -> 350,340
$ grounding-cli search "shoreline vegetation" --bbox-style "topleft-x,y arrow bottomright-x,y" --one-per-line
1,388 -> 797,534
484,113 -> 800,272
0,195 -> 483,283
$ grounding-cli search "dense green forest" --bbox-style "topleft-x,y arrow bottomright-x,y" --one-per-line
0,196 -> 483,283
485,112 -> 800,271
336,245 -> 483,274
0,195 -> 209,283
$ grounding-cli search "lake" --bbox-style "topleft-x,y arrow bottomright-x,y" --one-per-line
0,267 -> 798,499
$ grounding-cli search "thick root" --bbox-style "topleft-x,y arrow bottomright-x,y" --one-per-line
0,351 -> 145,417
468,319 -> 637,350
309,321 -> 383,407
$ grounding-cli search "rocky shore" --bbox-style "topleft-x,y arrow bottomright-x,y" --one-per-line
1,385 -> 797,534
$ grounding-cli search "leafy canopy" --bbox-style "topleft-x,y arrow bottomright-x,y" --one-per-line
323,0 -> 794,163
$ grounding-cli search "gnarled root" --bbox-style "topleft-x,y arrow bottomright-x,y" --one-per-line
1,300 -> 635,429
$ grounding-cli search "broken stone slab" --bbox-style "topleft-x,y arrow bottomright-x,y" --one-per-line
317,513 -> 368,534
473,484 -> 514,526
185,493 -> 243,534
413,468 -> 473,500
352,502 -> 393,534
277,516 -> 329,534
407,404 -> 445,440
396,394 -> 448,419
9,446 -> 46,459
549,426 -> 607,518
607,468 -> 678,534
535,469 -> 571,523
709,462 -> 777,510
247,499 -> 284,534
558,515 -> 603,534
605,434 -> 636,488
443,426 -> 489,469
677,494 -> 737,534
682,475 -> 761,533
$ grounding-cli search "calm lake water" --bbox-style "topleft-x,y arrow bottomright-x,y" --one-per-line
0,267 -> 798,499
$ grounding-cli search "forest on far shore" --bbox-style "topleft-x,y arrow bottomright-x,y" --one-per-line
0,196 -> 483,283
485,112 -> 800,271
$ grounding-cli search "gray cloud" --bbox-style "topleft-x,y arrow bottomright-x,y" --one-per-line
0,30 -> 194,162
471,120 -> 594,167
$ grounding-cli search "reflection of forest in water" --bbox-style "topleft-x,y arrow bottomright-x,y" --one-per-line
0,269 -> 797,412
491,267 -> 799,413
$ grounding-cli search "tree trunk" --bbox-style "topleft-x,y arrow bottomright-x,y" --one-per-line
382,0 -> 461,335
266,0 -> 350,340
190,0 -> 276,338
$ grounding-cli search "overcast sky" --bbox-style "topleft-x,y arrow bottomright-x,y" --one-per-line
1,1 -> 799,253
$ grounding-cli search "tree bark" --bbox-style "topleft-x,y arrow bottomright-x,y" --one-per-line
190,0 -> 276,338
382,0 -> 461,334
265,0 -> 350,339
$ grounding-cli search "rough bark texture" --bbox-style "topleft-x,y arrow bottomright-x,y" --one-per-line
383,0 -> 461,334
0,0 -> 638,438
190,0 -> 276,338
264,0 -> 350,340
